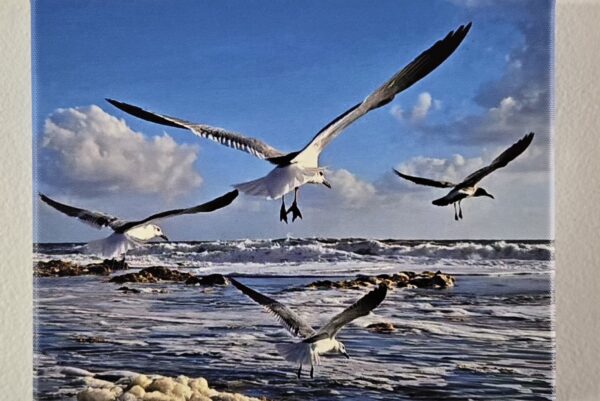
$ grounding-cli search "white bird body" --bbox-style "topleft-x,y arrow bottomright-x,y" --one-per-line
234,164 -> 323,200
39,191 -> 238,258
394,132 -> 535,220
86,232 -> 144,259
107,23 -> 472,222
229,278 -> 387,378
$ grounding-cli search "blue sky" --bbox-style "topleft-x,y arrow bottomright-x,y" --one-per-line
33,0 -> 553,242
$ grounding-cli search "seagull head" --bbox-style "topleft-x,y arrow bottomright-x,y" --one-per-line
151,224 -> 170,241
336,341 -> 350,359
311,168 -> 331,189
474,187 -> 494,199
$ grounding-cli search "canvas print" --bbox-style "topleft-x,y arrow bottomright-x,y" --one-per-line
33,1 -> 554,400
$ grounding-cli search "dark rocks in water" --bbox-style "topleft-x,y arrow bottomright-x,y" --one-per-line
305,270 -> 455,290
110,270 -> 158,284
409,270 -> 455,289
366,322 -> 396,334
117,286 -> 141,294
185,273 -> 229,286
110,266 -> 193,284
34,258 -> 129,277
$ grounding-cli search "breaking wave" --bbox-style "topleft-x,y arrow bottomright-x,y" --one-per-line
36,238 -> 553,268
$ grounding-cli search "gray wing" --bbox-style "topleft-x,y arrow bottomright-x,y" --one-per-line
39,193 -> 123,230
229,277 -> 316,339
393,169 -> 456,188
458,132 -> 535,188
115,190 -> 238,233
306,284 -> 388,342
106,99 -> 285,161
295,23 -> 472,162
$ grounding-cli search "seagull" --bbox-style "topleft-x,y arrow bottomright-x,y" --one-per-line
106,23 -> 471,223
393,132 -> 535,220
38,190 -> 238,258
229,277 -> 388,378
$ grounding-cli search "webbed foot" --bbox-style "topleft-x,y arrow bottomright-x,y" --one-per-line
287,201 -> 303,222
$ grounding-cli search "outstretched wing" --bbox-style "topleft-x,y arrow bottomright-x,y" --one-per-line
39,193 -> 122,230
106,99 -> 285,162
306,284 -> 388,342
393,169 -> 456,188
229,277 -> 316,339
458,132 -> 535,188
294,23 -> 472,164
116,190 -> 239,233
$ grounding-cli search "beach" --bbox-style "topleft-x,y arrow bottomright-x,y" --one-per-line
34,238 -> 553,401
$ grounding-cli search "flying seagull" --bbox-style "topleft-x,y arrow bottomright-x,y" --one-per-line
229,277 -> 388,378
394,132 -> 535,220
106,22 -> 471,223
39,190 -> 238,258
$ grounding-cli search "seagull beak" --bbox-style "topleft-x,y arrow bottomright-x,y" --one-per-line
343,351 -> 350,359
322,180 -> 332,189
160,234 -> 169,241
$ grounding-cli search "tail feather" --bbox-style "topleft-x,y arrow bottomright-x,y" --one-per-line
85,233 -> 143,259
432,198 -> 449,206
275,342 -> 319,366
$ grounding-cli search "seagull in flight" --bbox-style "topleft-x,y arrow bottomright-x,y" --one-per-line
38,190 -> 238,258
106,23 -> 471,223
229,277 -> 388,378
394,132 -> 535,220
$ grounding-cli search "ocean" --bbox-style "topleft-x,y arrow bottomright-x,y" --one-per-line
34,238 -> 554,400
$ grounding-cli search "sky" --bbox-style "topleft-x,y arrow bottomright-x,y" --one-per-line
33,0 -> 553,242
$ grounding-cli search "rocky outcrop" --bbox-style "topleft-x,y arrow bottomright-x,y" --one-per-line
109,266 -> 193,284
366,322 -> 396,334
185,273 -> 229,286
305,270 -> 455,290
34,259 -> 129,277
110,267 -> 229,288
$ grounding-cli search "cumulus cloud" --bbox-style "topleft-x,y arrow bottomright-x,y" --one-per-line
40,105 -> 202,198
394,153 -> 485,189
389,92 -> 439,123
411,92 -> 433,121
417,2 -> 551,148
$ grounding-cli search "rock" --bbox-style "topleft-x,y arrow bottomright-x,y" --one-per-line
34,259 -> 83,277
409,271 -> 455,289
34,258 -> 129,277
110,266 -> 193,284
185,274 -> 229,286
142,266 -> 194,281
110,270 -> 157,284
366,322 -> 395,334
117,286 -> 141,294
303,270 -> 455,291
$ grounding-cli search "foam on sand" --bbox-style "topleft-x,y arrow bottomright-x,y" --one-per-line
76,373 -> 265,401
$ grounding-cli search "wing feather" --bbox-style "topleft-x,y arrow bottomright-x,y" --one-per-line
106,99 -> 285,161
458,132 -> 535,188
39,193 -> 122,230
393,169 -> 456,188
294,22 -> 472,162
116,190 -> 238,233
306,284 -> 388,341
229,277 -> 316,339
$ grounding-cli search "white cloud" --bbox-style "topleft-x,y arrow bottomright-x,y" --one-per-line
395,153 -> 485,188
389,92 -> 438,123
411,92 -> 433,121
40,105 -> 202,198
389,104 -> 404,122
